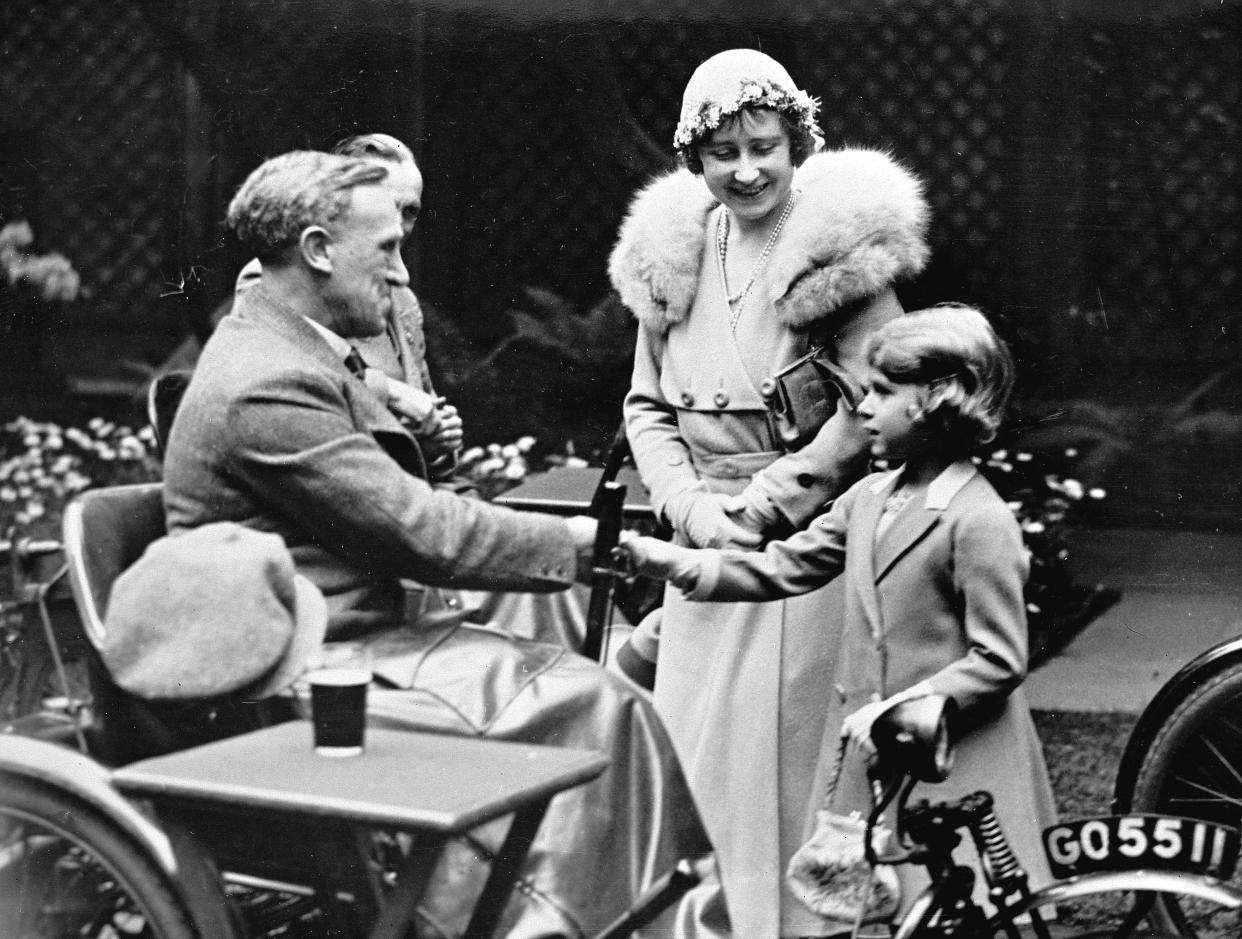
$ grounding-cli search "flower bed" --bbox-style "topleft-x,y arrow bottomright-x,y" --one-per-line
0,416 -> 161,547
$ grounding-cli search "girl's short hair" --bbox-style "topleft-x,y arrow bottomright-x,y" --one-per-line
867,303 -> 1016,451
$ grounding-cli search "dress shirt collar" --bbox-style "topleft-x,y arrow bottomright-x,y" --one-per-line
302,316 -> 352,360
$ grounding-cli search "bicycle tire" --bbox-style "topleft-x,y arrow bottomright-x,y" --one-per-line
1127,662 -> 1242,938
1051,931 -> 1184,938
0,772 -> 198,939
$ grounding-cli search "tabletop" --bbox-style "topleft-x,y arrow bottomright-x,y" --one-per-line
495,465 -> 653,519
112,721 -> 609,832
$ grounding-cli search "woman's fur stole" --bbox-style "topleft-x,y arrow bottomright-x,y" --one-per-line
608,149 -> 930,334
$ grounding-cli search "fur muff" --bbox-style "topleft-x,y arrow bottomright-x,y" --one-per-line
608,149 -> 930,334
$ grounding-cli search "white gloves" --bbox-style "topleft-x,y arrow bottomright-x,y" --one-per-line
664,489 -> 763,550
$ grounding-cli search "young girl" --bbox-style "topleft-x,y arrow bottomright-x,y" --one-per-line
620,303 -> 1057,924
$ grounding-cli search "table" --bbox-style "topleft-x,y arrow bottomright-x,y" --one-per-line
495,465 -> 654,521
112,721 -> 608,939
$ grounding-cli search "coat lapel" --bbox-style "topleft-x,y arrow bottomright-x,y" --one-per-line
874,461 -> 979,582
852,471 -> 897,638
874,501 -> 940,583
240,285 -> 427,479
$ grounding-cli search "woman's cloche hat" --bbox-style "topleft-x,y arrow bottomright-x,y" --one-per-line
100,522 -> 328,700
674,48 -> 823,156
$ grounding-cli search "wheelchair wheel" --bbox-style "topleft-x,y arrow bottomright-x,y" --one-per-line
1127,662 -> 1242,938
0,772 -> 196,939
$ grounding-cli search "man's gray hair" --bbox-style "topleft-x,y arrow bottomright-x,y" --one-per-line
332,133 -> 414,166
226,151 -> 389,261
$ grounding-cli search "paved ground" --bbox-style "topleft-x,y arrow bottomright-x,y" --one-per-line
1027,527 -> 1242,713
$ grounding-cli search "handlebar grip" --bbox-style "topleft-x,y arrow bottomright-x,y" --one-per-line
581,482 -> 626,662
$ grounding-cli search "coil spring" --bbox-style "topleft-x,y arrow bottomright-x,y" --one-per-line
970,797 -> 1026,888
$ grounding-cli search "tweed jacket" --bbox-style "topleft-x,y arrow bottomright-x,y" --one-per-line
237,259 -> 454,480
612,149 -> 930,529
163,282 -> 578,636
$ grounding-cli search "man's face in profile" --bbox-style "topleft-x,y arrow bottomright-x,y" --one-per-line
323,184 -> 408,338
381,159 -> 423,240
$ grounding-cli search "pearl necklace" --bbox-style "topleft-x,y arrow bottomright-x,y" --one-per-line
716,192 -> 796,332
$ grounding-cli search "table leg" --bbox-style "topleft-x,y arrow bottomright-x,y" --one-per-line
462,798 -> 552,939
367,831 -> 450,939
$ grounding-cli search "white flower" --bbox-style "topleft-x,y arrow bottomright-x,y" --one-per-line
1062,479 -> 1085,500
477,457 -> 504,476
460,446 -> 485,463
1022,520 -> 1046,534
503,460 -> 526,480
1065,447 -> 1079,458
486,443 -> 502,457
1088,487 -> 1107,500
564,456 -> 588,468
1026,602 -> 1042,615
501,444 -> 519,459
516,435 -> 536,452
1016,452 -> 1033,462
992,449 -> 1008,460
0,486 -> 16,502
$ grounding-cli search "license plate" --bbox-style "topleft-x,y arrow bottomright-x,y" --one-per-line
1043,814 -> 1240,879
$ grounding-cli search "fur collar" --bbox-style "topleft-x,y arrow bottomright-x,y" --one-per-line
608,149 -> 930,333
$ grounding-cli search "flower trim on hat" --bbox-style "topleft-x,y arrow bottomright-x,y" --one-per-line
674,78 -> 822,153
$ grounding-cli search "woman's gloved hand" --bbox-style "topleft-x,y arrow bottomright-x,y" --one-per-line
664,489 -> 763,549
723,483 -> 784,536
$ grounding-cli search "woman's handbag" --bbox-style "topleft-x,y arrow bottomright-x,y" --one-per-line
786,736 -> 901,930
762,345 -> 863,452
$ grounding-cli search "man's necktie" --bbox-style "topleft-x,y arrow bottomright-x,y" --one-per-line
344,346 -> 368,380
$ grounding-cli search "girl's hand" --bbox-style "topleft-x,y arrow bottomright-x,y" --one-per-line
841,681 -> 937,758
841,696 -> 890,757
614,532 -> 701,588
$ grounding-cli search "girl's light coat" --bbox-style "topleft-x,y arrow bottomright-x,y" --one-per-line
689,463 -> 1058,921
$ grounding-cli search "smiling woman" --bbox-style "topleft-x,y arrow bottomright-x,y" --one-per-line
609,48 -> 931,937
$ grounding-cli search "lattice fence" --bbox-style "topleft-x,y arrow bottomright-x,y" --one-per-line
0,0 -> 183,332
2,0 -> 1239,396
